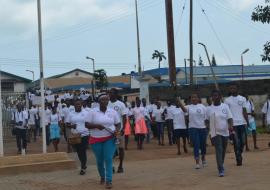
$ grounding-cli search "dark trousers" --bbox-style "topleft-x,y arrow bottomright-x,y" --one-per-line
16,128 -> 27,151
212,135 -> 228,172
232,125 -> 246,163
74,136 -> 89,169
166,119 -> 174,145
157,122 -> 164,144
46,125 -> 50,146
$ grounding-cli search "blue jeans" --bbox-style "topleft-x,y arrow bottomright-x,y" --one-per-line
91,138 -> 116,183
157,122 -> 164,144
189,128 -> 207,160
212,135 -> 228,172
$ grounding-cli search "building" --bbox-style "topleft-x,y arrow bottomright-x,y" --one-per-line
0,70 -> 31,93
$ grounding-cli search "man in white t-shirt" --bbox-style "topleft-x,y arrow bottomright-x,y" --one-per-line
262,94 -> 270,147
108,88 -> 127,173
164,101 -> 176,145
224,83 -> 249,166
152,101 -> 165,145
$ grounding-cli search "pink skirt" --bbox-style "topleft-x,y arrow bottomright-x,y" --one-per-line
124,119 -> 131,136
134,118 -> 148,134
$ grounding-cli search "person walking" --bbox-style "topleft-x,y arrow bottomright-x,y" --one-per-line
262,93 -> 270,147
67,100 -> 89,175
49,107 -> 61,152
152,102 -> 165,145
206,90 -> 233,177
244,94 -> 259,150
187,93 -> 207,169
172,98 -> 188,155
164,101 -> 176,145
86,94 -> 120,189
224,83 -> 249,166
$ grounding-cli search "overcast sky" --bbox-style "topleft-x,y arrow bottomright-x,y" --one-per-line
0,0 -> 269,80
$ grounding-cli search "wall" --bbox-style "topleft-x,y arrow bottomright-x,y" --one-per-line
14,82 -> 26,93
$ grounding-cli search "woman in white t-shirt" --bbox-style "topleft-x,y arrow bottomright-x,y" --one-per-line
85,94 -> 121,189
67,100 -> 89,176
206,90 -> 233,177
49,107 -> 61,152
172,98 -> 188,155
131,98 -> 148,150
187,93 -> 207,169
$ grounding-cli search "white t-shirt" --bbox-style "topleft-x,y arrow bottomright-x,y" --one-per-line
165,105 -> 176,120
262,100 -> 270,125
172,107 -> 187,129
246,100 -> 255,123
132,107 -> 147,122
187,104 -> 206,129
206,103 -> 233,138
68,111 -> 89,137
28,107 -> 38,125
86,108 -> 120,138
153,108 -> 165,123
13,111 -> 28,129
224,95 -> 247,126
44,108 -> 52,126
108,100 -> 127,130
50,114 -> 61,125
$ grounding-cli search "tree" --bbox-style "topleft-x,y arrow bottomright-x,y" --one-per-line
152,50 -> 167,69
93,69 -> 108,90
251,0 -> 270,62
212,54 -> 217,66
198,56 -> 204,66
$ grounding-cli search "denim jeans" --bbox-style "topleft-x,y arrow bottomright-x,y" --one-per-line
189,128 -> 207,160
157,122 -> 164,144
91,138 -> 116,183
212,135 -> 228,172
232,125 -> 246,163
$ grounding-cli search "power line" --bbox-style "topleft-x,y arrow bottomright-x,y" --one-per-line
197,0 -> 233,65
175,0 -> 187,39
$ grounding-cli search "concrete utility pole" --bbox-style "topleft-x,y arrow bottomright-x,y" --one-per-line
135,0 -> 142,76
165,0 -> 176,86
37,0 -> 46,154
189,0 -> 194,85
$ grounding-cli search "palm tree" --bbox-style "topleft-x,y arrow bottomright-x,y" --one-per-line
93,69 -> 108,90
152,50 -> 167,69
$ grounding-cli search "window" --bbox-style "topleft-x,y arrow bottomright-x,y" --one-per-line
1,82 -> 14,92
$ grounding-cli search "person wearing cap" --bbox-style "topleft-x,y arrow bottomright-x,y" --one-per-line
86,94 -> 121,189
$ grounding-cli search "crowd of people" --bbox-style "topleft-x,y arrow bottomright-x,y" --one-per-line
10,84 -> 270,189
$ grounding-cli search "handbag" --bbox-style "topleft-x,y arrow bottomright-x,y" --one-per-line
68,133 -> 82,145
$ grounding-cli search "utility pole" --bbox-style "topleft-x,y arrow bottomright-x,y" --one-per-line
135,0 -> 142,76
37,0 -> 46,154
165,0 -> 176,86
0,69 -> 3,156
189,0 -> 194,85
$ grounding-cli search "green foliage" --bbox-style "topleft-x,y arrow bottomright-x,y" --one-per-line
251,0 -> 270,62
152,50 -> 167,69
93,69 -> 108,90
212,54 -> 217,66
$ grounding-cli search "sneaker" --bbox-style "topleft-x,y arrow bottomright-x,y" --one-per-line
105,182 -> 113,189
21,149 -> 26,156
195,164 -> 200,170
79,169 -> 86,175
117,167 -> 124,173
219,171 -> 224,177
100,178 -> 105,185
202,160 -> 207,167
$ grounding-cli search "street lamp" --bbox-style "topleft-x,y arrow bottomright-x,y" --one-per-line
26,70 -> 35,82
86,56 -> 96,97
198,42 -> 219,90
241,48 -> 249,80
